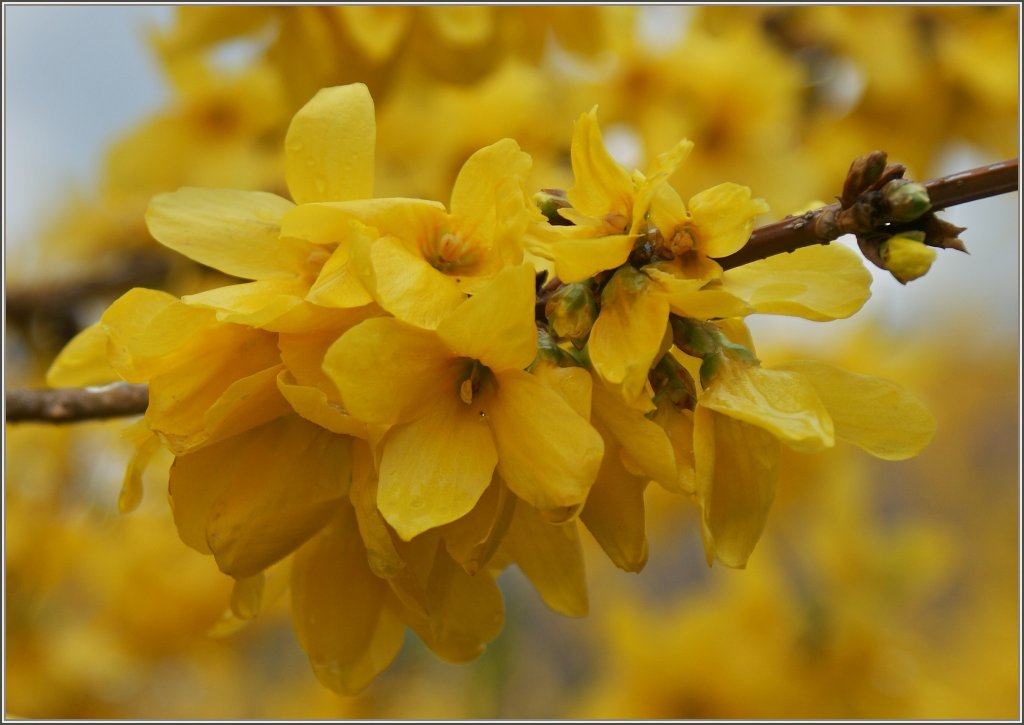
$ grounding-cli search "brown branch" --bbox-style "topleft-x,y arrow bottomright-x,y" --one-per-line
5,251 -> 171,346
6,384 -> 148,424
718,157 -> 1018,270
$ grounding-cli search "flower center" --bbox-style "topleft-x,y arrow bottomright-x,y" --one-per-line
667,224 -> 698,256
457,359 -> 490,406
426,230 -> 478,273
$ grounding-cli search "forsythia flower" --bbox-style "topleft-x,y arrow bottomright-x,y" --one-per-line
46,79 -> 939,696
678,322 -> 936,567
323,263 -> 603,540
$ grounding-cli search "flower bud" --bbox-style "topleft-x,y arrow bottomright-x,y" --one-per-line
881,231 -> 937,284
545,282 -> 598,344
532,189 -> 572,225
650,353 -> 697,411
841,150 -> 888,207
670,316 -> 717,359
534,326 -> 575,367
882,179 -> 930,222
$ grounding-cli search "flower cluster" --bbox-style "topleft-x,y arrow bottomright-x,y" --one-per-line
48,83 -> 936,694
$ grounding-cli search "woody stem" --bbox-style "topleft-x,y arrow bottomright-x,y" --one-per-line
717,158 -> 1018,270
6,384 -> 149,424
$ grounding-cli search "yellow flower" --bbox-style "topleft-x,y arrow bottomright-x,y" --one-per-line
283,136 -> 537,329
144,83 -> 380,330
579,377 -> 681,572
528,106 -> 694,284
51,289 -> 288,456
528,108 -> 788,407
687,332 -> 936,568
324,263 -> 604,540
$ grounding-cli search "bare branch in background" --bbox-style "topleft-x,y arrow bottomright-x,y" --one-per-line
6,384 -> 149,424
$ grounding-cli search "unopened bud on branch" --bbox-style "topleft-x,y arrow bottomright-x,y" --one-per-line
882,179 -> 931,222
881,231 -> 937,284
545,282 -> 598,345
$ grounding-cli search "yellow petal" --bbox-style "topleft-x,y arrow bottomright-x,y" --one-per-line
699,411 -> 780,569
717,317 -> 757,353
276,370 -> 370,439
591,382 -> 676,488
182,278 -> 308,328
119,419 -> 161,514
169,414 -> 353,577
357,235 -> 466,329
209,559 -> 292,637
530,227 -> 635,283
720,244 -> 873,321
489,370 -> 603,515
579,442 -> 649,572
649,404 -> 696,494
147,187 -> 310,279
773,360 -> 936,460
436,263 -> 537,371
306,237 -> 374,308
279,312 -> 378,396
229,572 -> 265,621
378,393 -> 498,541
145,330 -> 287,454
688,182 -> 769,258
566,107 -> 634,220
883,232 -> 937,284
645,266 -> 753,319
349,445 -> 405,580
399,541 -> 504,663
284,83 -> 375,204
647,172 -> 690,242
450,138 -> 531,242
97,288 -> 190,381
324,317 -> 458,425
589,265 -> 670,405
46,322 -> 119,387
529,363 -> 593,420
291,505 -> 406,695
630,139 -> 692,234
701,361 -> 834,453
502,501 -> 588,616
281,198 -> 446,244
440,481 -> 516,575
692,404 -> 716,552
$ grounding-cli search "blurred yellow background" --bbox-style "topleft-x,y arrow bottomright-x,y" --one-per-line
5,6 -> 1019,719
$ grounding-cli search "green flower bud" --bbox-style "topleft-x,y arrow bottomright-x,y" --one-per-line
699,351 -> 724,390
532,189 -> 572,225
533,326 -> 574,367
650,353 -> 698,411
881,231 -> 937,284
670,316 -> 718,359
545,282 -> 598,344
882,179 -> 930,222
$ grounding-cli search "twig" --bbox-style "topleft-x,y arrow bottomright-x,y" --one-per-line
5,384 -> 148,424
5,252 -> 171,343
718,158 -> 1018,270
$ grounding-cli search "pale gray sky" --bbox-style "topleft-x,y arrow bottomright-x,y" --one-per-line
5,5 -> 172,242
